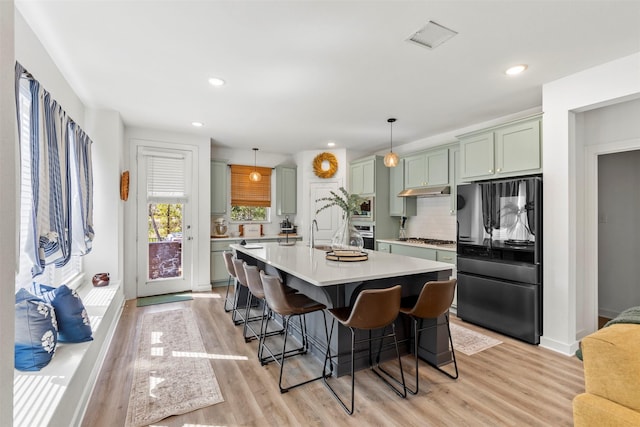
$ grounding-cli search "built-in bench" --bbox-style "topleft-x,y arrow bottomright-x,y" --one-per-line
13,279 -> 124,426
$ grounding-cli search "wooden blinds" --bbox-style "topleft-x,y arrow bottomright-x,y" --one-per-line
230,165 -> 272,207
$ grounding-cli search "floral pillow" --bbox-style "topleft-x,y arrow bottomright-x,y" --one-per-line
15,288 -> 58,371
31,283 -> 93,343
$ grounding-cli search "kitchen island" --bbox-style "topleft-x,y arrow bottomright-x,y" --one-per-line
232,242 -> 455,376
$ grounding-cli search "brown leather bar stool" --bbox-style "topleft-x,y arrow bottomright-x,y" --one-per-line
259,271 -> 331,393
222,251 -> 240,319
232,257 -> 265,338
323,285 -> 406,415
399,278 -> 458,395
243,262 -> 293,362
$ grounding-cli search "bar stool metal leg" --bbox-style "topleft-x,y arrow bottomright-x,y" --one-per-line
223,274 -> 234,312
324,319 -> 406,415
399,278 -> 459,395
322,285 -> 405,415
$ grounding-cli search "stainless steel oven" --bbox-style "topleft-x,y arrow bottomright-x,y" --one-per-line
354,225 -> 375,250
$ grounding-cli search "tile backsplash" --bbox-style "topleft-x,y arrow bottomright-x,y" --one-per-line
404,197 -> 456,241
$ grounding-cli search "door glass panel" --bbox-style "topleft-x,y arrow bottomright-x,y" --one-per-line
148,202 -> 183,280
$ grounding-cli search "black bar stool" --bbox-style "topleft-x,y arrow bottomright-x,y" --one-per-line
323,285 -> 406,415
259,271 -> 331,393
399,278 -> 458,395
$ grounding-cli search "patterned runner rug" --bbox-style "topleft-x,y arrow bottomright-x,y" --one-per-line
450,323 -> 502,356
125,308 -> 224,426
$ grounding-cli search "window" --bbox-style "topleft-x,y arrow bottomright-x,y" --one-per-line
230,206 -> 268,221
230,165 -> 272,222
15,67 -> 91,290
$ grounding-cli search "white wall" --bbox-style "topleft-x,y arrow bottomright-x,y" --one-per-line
14,10 -> 125,288
11,8 -> 126,426
542,52 -> 640,354
14,10 -> 84,125
0,2 -> 17,424
597,150 -> 640,316
124,128 -> 211,300
83,109 -> 125,283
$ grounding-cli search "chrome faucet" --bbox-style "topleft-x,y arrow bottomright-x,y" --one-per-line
310,219 -> 319,248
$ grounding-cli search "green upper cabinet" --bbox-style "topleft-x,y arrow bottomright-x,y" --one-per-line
494,119 -> 541,175
210,160 -> 227,215
459,115 -> 542,181
459,132 -> 495,180
349,158 -> 375,195
449,145 -> 460,215
276,165 -> 297,215
404,148 -> 449,189
389,158 -> 416,217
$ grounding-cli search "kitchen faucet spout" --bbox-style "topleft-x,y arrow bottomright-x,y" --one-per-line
310,219 -> 319,248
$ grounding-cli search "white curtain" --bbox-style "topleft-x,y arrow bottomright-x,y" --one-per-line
15,63 -> 94,278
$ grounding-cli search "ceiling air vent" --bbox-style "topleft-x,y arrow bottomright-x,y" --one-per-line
406,20 -> 457,50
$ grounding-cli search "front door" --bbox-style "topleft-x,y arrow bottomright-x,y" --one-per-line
310,181 -> 341,245
136,147 -> 193,297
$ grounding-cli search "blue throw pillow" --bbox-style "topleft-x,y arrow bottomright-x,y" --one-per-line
31,283 -> 93,343
15,288 -> 58,371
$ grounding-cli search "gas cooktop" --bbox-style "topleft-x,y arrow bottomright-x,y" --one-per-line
398,238 -> 456,245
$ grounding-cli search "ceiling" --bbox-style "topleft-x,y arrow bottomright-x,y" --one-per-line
16,1 -> 640,154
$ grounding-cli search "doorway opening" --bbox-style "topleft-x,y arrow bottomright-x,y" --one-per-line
596,149 -> 640,327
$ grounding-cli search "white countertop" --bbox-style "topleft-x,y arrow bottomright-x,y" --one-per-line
231,242 -> 454,287
376,239 -> 456,252
211,234 -> 302,242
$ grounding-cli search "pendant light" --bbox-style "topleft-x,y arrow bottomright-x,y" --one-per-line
249,148 -> 262,182
384,118 -> 399,167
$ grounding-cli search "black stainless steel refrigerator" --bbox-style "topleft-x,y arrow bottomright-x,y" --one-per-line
456,176 -> 542,344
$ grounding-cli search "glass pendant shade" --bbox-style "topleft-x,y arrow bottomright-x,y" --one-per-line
384,118 -> 398,168
384,152 -> 399,167
249,170 -> 262,182
249,148 -> 262,182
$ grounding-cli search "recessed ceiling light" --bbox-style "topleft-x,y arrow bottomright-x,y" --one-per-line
191,122 -> 203,127
327,141 -> 336,147
208,77 -> 225,87
505,64 -> 528,75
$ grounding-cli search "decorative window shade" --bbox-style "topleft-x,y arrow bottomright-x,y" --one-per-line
230,165 -> 272,207
144,151 -> 187,203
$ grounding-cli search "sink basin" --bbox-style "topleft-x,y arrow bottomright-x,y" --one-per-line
313,244 -> 333,251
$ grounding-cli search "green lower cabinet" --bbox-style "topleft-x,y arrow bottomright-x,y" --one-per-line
436,250 -> 456,265
391,244 -> 436,260
210,238 -> 302,286
377,242 -> 391,253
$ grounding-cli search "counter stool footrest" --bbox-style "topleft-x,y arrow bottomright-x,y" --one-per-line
276,312 -> 330,394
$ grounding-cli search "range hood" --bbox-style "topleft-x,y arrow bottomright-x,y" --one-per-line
398,185 -> 451,197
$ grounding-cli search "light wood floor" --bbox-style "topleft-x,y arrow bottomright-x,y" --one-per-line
82,291 -> 585,426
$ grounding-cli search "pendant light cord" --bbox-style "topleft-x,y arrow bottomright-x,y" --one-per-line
388,118 -> 396,153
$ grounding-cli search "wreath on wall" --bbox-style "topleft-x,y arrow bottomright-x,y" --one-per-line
313,152 -> 338,178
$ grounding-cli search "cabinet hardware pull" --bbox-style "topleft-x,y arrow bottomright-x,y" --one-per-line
489,169 -> 493,173
497,168 -> 502,172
